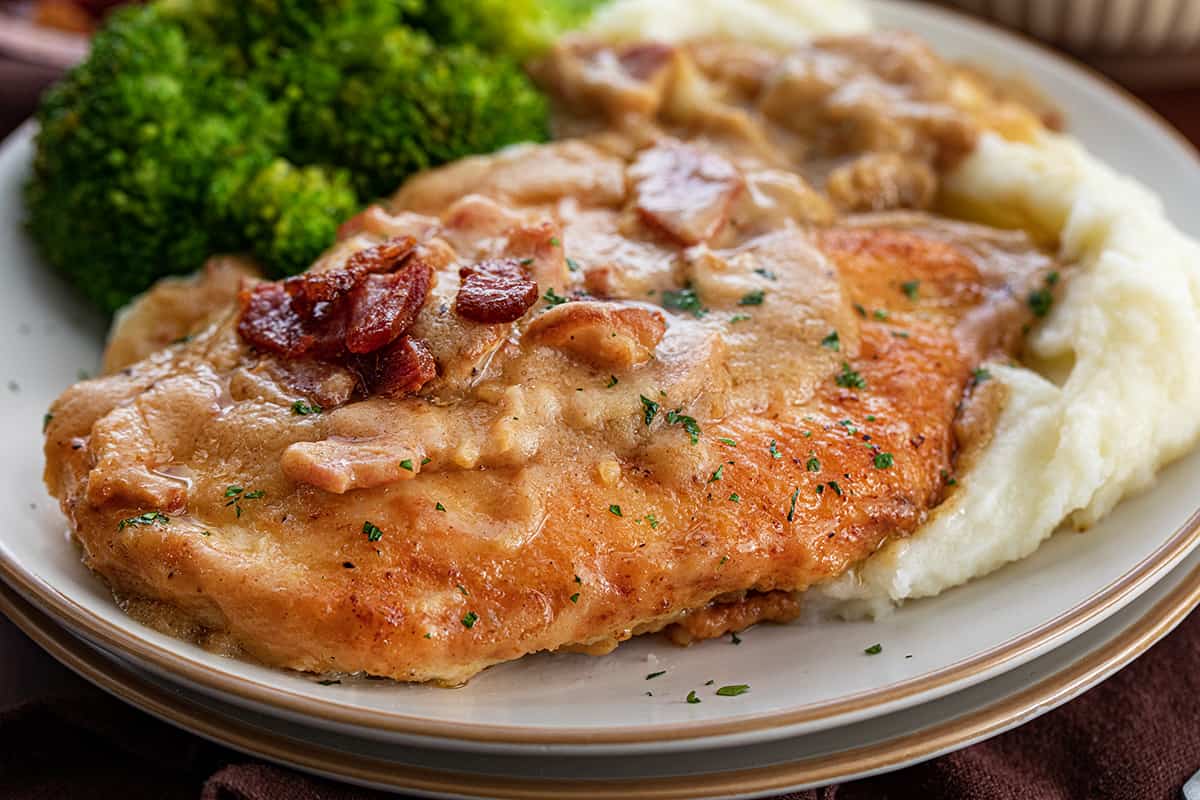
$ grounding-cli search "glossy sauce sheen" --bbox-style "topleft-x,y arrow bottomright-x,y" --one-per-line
45,34 -> 1059,683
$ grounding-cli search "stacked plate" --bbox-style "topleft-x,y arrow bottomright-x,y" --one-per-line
2,4 -> 1199,798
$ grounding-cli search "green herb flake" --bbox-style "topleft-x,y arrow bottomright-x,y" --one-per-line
1028,287 -> 1053,317
117,511 -> 169,531
549,236 -> 561,247
836,362 -> 867,390
644,513 -> 660,529
543,287 -> 570,306
640,395 -> 660,426
873,309 -> 889,321
821,331 -> 840,351
224,485 -> 244,498
242,490 -> 265,500
719,555 -> 729,566
609,504 -> 623,517
666,409 -> 701,444
686,690 -> 701,704
461,611 -> 479,629
566,257 -> 581,272
435,502 -> 446,512
873,452 -> 895,470
715,684 -> 750,697
605,375 -> 619,388
972,367 -> 992,385
806,457 -> 821,473
901,280 -> 920,300
738,290 -> 765,306
864,643 -> 883,655
646,670 -> 666,680
718,437 -> 737,447
662,286 -> 707,318
291,400 -> 323,416
753,268 -> 778,280
729,493 -> 741,503
399,458 -> 414,472
42,412 -> 54,432
362,521 -> 384,542
730,313 -> 752,323
1046,270 -> 1060,286
787,487 -> 801,522
854,303 -> 867,318
457,584 -> 470,596
828,480 -> 843,496
769,440 -> 783,459
708,465 -> 724,483
569,592 -> 580,603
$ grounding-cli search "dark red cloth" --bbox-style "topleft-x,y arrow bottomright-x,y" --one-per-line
3,47 -> 1200,800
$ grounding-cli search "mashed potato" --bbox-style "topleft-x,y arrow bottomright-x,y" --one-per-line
591,0 -> 1200,616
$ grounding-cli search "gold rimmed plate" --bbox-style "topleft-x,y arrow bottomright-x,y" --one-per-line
2,0 -> 1200,756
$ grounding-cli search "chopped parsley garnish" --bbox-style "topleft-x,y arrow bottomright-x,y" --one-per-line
566,257 -> 581,272
117,511 -> 169,531
873,309 -> 889,321
461,611 -> 479,629
400,459 -> 414,472
1028,287 -> 1053,317
549,236 -> 561,247
435,502 -> 446,512
892,330 -> 910,339
421,457 -> 432,465
575,574 -> 583,583
644,513 -> 660,529
42,412 -> 53,432
708,465 -> 724,483
291,400 -> 322,416
362,521 -> 383,542
972,367 -> 992,385
754,268 -> 778,280
640,395 -> 660,426
820,331 -> 840,351
718,437 -> 737,447
646,670 -> 666,680
606,375 -> 619,388
686,690 -> 701,704
828,480 -> 843,496
816,484 -> 825,495
519,257 -> 534,266
224,486 -> 265,518
901,280 -> 920,300
569,593 -> 580,603
729,493 -> 741,503
864,643 -> 883,655
730,313 -> 752,323
666,409 -> 701,444
787,487 -> 800,522
806,457 -> 821,472
662,286 -> 706,317
457,584 -> 470,596
719,555 -> 729,565
836,362 -> 867,390
854,303 -> 867,317
738,290 -> 765,306
873,452 -> 895,470
543,287 -> 570,306
609,504 -> 623,517
769,440 -> 782,459
1046,270 -> 1060,286
716,684 -> 750,697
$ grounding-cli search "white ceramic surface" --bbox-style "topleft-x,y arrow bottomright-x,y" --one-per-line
11,533 -> 1200,799
1,0 -> 1199,757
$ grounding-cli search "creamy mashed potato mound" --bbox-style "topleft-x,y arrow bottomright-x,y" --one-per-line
593,0 -> 1200,616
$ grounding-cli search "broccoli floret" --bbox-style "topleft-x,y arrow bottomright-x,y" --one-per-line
27,0 -> 591,314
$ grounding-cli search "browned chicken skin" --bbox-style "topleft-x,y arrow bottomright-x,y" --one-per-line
44,34 -> 1059,684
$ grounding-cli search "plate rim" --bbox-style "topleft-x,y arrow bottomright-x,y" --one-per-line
4,547 -> 1200,798
3,0 -> 1200,750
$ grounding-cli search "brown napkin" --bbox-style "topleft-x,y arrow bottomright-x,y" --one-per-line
4,53 -> 1200,800
2,608 -> 1200,800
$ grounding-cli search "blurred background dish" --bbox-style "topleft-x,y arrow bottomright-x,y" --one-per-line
940,0 -> 1200,87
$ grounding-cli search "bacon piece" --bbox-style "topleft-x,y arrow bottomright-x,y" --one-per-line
455,258 -> 540,324
346,261 -> 433,354
630,139 -> 743,245
371,336 -> 438,398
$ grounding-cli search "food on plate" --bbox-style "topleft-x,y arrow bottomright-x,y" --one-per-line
39,0 -> 1200,682
23,0 -> 598,313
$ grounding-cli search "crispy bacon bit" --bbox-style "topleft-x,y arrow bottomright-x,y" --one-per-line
630,139 -> 743,245
237,236 -> 437,399
455,258 -> 540,324
371,336 -> 438,398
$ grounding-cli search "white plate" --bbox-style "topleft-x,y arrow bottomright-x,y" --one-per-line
2,0 -> 1199,756
6,533 -> 1200,799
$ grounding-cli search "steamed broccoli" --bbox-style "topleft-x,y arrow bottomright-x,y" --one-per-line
26,0 -> 599,314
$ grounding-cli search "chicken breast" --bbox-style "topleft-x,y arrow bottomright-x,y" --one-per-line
43,34 -> 1059,684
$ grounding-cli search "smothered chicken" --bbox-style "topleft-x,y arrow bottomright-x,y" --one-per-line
46,33 -> 1060,683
